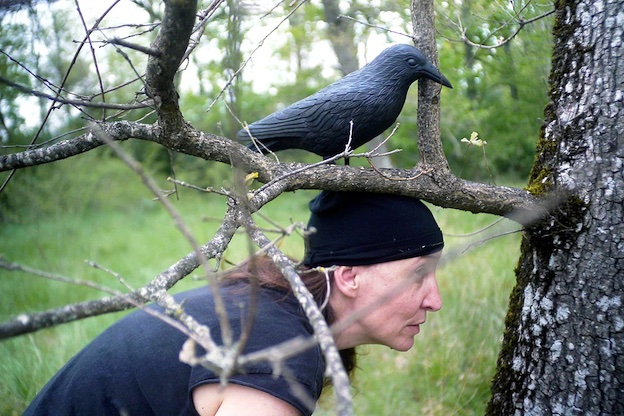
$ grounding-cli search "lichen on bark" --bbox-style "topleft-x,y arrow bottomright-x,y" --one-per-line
488,0 -> 624,414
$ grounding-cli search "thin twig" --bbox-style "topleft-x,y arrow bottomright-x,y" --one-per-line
86,260 -> 134,291
439,8 -> 555,50
110,47 -> 149,97
338,15 -> 413,40
0,76 -> 150,110
109,37 -> 162,57
460,229 -> 523,253
0,257 -> 205,347
240,210 -> 354,416
0,1 -> 122,195
181,0 -> 225,63
75,0 -> 107,120
167,177 -> 232,197
0,258 -> 121,294
362,123 -> 434,181
444,217 -> 506,237
253,149 -> 350,196
206,0 -> 307,114
90,123 -> 235,348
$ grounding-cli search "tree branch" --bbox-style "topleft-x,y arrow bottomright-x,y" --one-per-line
144,0 -> 197,129
0,76 -> 151,110
109,37 -> 163,57
91,123 -> 236,348
0,121 -> 158,171
0,0 -> 542,222
411,0 -> 449,172
141,126 -> 541,221
0,0 -> 546,340
440,8 -> 556,51
0,206 -> 240,339
0,119 -> 542,221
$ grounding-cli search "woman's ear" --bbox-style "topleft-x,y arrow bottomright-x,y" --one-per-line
333,266 -> 359,298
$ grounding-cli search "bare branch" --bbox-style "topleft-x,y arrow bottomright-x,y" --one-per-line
181,0 -> 226,63
74,0 -> 107,120
411,0 -> 450,171
0,256 -> 228,371
0,114 -> 544,223
26,0 -> 121,141
151,127 -> 543,221
0,76 -> 151,110
0,121 -> 158,171
0,258 -> 122,295
145,0 -> 197,125
206,0 -> 307,114
109,37 -> 163,57
254,147 -> 354,196
167,177 -> 232,197
338,14 -> 414,40
439,7 -> 556,50
91,123 -> 235,347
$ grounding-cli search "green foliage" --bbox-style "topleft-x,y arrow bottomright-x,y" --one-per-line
0,149 -> 149,223
431,1 -> 553,181
0,14 -> 37,144
192,0 -> 552,181
0,3 -> 548,414
3,0 -> 554,182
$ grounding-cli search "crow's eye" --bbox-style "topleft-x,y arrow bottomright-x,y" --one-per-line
407,58 -> 418,66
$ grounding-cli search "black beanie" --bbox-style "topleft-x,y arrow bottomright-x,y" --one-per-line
304,191 -> 444,267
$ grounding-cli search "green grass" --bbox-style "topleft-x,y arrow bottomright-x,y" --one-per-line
0,154 -> 520,415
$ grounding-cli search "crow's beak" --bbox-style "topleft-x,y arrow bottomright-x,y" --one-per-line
421,62 -> 453,89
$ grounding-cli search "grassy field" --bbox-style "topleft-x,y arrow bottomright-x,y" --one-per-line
0,154 -> 521,415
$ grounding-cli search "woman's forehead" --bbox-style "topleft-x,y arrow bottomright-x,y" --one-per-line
367,251 -> 442,272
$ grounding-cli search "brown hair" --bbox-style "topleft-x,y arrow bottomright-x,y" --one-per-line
220,255 -> 357,380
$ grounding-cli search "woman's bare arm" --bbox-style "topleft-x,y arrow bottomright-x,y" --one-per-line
192,383 -> 302,416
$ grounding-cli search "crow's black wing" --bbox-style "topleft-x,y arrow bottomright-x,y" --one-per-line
240,83 -> 371,152
238,73 -> 401,156
238,96 -> 318,152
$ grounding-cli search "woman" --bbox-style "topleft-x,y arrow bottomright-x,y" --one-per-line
24,191 -> 444,416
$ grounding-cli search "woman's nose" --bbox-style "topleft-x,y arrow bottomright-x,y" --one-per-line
423,277 -> 442,312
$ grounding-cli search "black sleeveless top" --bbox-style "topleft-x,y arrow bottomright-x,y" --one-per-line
24,282 -> 325,416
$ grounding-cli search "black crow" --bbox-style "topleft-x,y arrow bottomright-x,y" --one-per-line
238,44 -> 452,159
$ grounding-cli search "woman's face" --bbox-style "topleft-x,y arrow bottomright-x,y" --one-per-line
344,252 -> 443,351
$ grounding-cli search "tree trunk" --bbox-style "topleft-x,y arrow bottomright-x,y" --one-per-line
487,0 -> 624,414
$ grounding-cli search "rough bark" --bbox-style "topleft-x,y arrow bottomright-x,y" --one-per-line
145,0 -> 197,131
411,0 -> 451,172
487,0 -> 624,414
